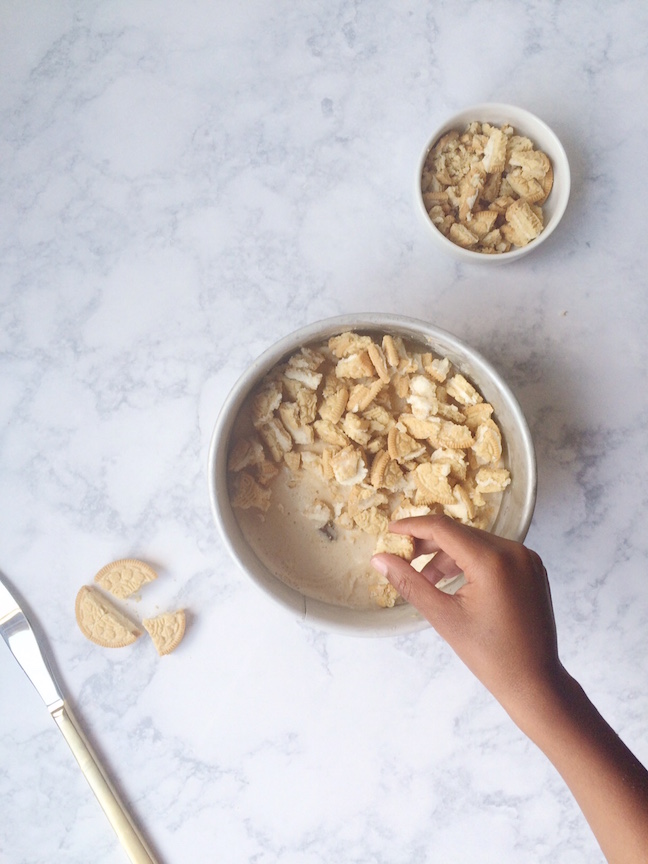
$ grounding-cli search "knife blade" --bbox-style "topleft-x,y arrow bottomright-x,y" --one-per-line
0,572 -> 158,864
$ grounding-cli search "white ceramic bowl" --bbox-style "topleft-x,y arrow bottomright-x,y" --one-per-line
208,314 -> 537,637
417,103 -> 570,264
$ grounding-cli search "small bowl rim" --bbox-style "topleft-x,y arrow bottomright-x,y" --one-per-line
208,313 -> 537,637
417,102 -> 571,264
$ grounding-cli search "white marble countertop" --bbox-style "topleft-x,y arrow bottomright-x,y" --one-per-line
1,2 -> 647,862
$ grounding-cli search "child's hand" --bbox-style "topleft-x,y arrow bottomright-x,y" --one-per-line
371,515 -> 561,710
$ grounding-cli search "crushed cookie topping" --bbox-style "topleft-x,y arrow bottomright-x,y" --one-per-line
421,121 -> 553,254
228,331 -> 512,607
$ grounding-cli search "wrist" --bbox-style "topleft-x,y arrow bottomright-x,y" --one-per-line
497,663 -> 579,739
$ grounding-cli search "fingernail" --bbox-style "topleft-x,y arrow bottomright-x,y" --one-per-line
371,556 -> 389,577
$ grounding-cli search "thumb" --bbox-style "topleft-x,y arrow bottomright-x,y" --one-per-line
371,553 -> 456,626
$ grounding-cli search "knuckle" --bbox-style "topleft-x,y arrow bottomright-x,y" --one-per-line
482,540 -> 540,580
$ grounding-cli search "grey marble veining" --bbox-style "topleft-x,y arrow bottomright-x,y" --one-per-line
2,1 -> 648,862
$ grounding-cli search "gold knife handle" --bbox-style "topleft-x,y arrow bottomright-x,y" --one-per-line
52,702 -> 158,864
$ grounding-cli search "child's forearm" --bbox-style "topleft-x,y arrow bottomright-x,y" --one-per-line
374,516 -> 648,864
506,669 -> 648,864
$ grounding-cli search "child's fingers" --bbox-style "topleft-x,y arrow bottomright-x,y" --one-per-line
371,552 -> 456,626
389,514 -> 504,577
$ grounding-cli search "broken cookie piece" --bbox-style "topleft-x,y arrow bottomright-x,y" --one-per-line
142,610 -> 186,656
374,532 -> 415,561
504,198 -> 544,246
475,466 -> 511,493
94,559 -> 158,599
75,586 -> 141,648
330,445 -> 368,486
230,471 -> 271,512
414,462 -> 456,507
369,579 -> 400,609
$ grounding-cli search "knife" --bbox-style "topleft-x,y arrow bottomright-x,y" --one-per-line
0,571 -> 158,864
